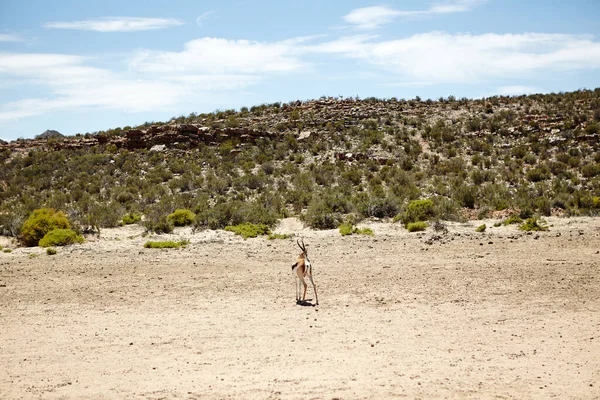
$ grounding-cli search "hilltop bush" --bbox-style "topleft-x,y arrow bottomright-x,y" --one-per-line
519,217 -> 549,231
503,215 -> 523,225
143,199 -> 175,233
39,229 -> 84,247
406,221 -> 428,232
0,212 -> 25,237
267,233 -> 292,240
395,199 -> 435,227
302,193 -> 349,230
122,213 -> 141,225
195,200 -> 280,230
167,209 -> 196,227
339,223 -> 374,236
144,240 -> 189,249
225,223 -> 271,239
20,208 -> 71,247
144,215 -> 174,234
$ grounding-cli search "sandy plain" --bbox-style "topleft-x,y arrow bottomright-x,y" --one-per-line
1,217 -> 599,399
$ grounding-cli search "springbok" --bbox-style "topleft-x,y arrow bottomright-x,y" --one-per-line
292,238 -> 319,305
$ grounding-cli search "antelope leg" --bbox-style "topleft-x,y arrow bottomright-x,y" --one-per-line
309,274 -> 319,306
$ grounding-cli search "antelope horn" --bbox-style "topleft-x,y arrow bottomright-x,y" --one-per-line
297,238 -> 307,253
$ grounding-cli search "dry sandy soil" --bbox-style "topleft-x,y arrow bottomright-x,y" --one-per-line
1,217 -> 599,399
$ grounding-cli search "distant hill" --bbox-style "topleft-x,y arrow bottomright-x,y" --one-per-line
36,130 -> 64,139
0,138 -> 6,145
0,89 -> 599,235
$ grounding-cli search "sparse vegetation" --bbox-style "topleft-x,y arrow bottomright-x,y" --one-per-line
503,215 -> 523,225
267,233 -> 292,240
396,200 -> 434,225
339,223 -> 374,236
122,213 -> 141,225
406,221 -> 428,232
519,217 -> 549,232
476,224 -> 487,233
46,248 -> 57,255
225,223 -> 271,239
19,208 -> 71,247
167,209 -> 196,227
1,89 -> 599,238
38,229 -> 84,247
143,240 -> 189,249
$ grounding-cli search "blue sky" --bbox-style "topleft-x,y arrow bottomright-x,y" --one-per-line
1,0 -> 599,141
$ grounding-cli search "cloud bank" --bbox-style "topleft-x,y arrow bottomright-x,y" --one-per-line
44,17 -> 184,32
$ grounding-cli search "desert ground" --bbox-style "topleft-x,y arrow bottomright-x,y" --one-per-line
1,217 -> 599,399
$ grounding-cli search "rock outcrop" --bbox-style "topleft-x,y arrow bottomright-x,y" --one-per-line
36,130 -> 64,139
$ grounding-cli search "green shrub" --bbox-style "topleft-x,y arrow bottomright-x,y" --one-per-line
339,223 -> 355,236
356,227 -> 374,236
395,199 -> 434,227
406,221 -> 428,232
144,240 -> 189,249
581,163 -> 600,178
476,224 -> 486,232
503,215 -> 523,225
493,222 -> 501,227
46,248 -> 57,255
122,213 -> 141,225
526,167 -> 550,182
519,217 -> 549,231
3,248 -> 12,253
85,201 -> 125,229
0,212 -> 25,237
454,185 -> 476,208
303,198 -> 343,230
168,209 -> 196,226
267,233 -> 292,240
39,229 -> 84,247
195,199 -> 281,230
225,223 -> 271,239
144,215 -> 174,234
339,223 -> 375,236
20,208 -> 71,247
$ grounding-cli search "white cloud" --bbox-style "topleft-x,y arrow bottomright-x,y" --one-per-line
2,28 -> 600,124
166,74 -> 262,90
309,32 -> 600,83
129,37 -> 305,74
342,6 -> 410,30
44,17 -> 183,32
196,11 -> 215,27
429,0 -> 484,14
343,1 -> 485,30
0,47 -> 276,122
0,33 -> 28,42
0,35 -> 308,122
0,52 -> 188,121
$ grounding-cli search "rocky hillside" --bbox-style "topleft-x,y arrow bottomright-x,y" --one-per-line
1,89 -> 599,235
35,129 -> 64,140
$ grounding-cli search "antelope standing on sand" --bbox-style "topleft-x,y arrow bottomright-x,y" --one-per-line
292,238 -> 319,305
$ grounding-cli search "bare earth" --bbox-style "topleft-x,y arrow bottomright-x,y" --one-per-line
1,217 -> 599,399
